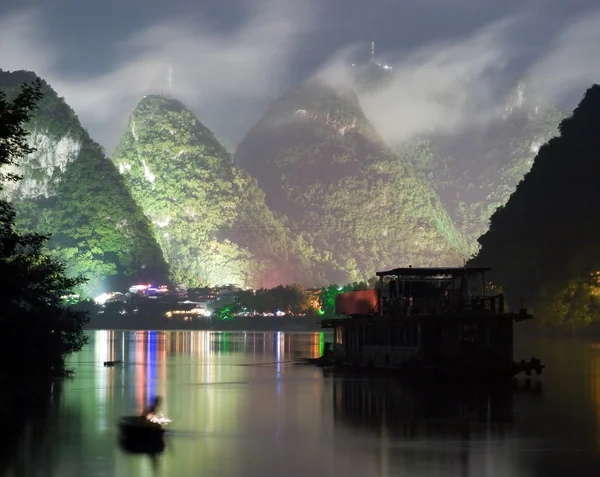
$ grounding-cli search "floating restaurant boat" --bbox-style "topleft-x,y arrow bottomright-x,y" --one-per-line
320,267 -> 544,380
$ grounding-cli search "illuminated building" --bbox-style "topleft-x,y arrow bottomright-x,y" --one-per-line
165,300 -> 211,320
94,292 -> 125,304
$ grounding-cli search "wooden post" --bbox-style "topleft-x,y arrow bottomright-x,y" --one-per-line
378,275 -> 383,317
482,271 -> 486,297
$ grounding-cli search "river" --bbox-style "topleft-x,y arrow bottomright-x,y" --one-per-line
2,330 -> 600,476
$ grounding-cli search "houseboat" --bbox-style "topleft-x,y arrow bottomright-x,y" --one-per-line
321,267 -> 544,380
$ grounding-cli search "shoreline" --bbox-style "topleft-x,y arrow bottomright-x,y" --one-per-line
84,313 -> 600,338
85,316 -> 326,333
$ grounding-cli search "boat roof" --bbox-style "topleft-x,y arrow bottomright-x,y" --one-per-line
321,310 -> 532,327
376,267 -> 491,278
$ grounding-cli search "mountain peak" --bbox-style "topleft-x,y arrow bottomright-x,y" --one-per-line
0,70 -> 168,295
137,94 -> 184,108
235,79 -> 466,283
112,94 -> 297,287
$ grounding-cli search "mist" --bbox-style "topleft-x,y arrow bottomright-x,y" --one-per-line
316,10 -> 600,147
1,2 -> 600,152
0,1 -> 313,152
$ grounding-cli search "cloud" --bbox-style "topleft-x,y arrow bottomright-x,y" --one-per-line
0,10 -> 59,73
329,17 -> 524,145
313,9 -> 600,147
2,3 -> 600,152
528,11 -> 600,104
0,1 -> 313,151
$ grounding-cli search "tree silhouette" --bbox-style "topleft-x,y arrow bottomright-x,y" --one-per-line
473,85 -> 600,332
0,79 -> 89,376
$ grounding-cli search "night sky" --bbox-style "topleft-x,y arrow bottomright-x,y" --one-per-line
1,0 -> 599,151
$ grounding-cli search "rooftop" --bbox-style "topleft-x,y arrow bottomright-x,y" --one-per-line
376,267 -> 492,278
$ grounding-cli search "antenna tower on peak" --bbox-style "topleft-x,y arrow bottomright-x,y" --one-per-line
370,41 -> 375,61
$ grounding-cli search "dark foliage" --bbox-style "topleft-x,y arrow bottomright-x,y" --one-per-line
0,79 -> 89,377
473,85 -> 600,332
0,78 -> 41,183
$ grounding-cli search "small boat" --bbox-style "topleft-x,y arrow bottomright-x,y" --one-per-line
117,416 -> 168,441
104,360 -> 123,367
119,434 -> 165,455
117,413 -> 171,454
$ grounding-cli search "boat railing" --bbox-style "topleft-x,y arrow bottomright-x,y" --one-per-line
470,294 -> 505,313
380,292 -> 506,316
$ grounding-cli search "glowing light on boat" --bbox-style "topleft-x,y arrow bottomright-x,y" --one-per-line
148,415 -> 172,426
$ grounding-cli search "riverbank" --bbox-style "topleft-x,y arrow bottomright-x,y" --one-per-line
85,315 -> 325,332
85,313 -> 600,337
84,308 -> 600,338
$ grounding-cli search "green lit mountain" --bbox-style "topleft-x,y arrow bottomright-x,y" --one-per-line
0,70 -> 168,296
388,79 -> 564,256
111,95 -> 305,288
473,85 -> 600,331
234,77 -> 467,284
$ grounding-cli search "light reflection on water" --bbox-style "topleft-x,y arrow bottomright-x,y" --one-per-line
1,331 -> 600,476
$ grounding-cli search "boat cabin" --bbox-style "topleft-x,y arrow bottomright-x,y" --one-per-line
322,267 -> 537,378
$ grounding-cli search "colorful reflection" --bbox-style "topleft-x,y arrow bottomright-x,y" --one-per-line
95,330 -> 118,432
23,331 -> 600,477
57,330 -> 334,477
122,331 -> 168,415
18,330 -> 335,477
120,330 -> 328,361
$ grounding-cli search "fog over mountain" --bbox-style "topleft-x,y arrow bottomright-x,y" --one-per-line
1,1 -> 600,152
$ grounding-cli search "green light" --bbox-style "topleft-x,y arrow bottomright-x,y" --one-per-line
222,332 -> 230,352
216,303 -> 236,320
319,332 -> 324,356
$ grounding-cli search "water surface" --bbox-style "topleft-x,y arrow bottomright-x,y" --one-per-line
3,330 -> 600,476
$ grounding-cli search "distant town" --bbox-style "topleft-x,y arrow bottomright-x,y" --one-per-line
62,281 -> 357,325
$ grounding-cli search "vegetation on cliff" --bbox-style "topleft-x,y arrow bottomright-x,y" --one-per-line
112,95 -> 303,288
0,70 -> 168,296
235,78 -> 466,285
473,85 -> 600,332
392,80 -> 564,256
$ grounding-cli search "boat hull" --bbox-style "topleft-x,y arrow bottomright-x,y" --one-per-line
330,356 -> 544,381
118,416 -> 166,449
119,435 -> 165,454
